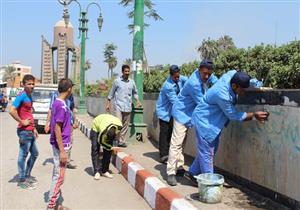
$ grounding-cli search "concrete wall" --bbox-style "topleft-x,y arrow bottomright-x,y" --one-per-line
76,90 -> 300,203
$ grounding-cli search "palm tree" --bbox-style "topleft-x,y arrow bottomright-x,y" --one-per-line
217,35 -> 235,52
197,38 -> 219,60
103,43 -> 118,78
3,66 -> 16,87
119,0 -> 163,33
123,58 -> 132,66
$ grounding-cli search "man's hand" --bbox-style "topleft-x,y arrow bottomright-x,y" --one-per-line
136,100 -> 142,108
106,103 -> 111,113
60,151 -> 68,165
255,111 -> 269,122
44,123 -> 50,133
21,119 -> 31,126
33,128 -> 39,139
72,122 -> 78,129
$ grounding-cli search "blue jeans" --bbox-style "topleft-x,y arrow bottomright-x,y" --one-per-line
17,129 -> 39,182
189,130 -> 220,176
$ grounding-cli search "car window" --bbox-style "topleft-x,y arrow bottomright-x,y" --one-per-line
32,89 -> 54,103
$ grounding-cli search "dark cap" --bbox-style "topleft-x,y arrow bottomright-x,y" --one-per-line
169,65 -> 180,75
58,78 -> 74,93
230,72 -> 251,88
199,59 -> 213,70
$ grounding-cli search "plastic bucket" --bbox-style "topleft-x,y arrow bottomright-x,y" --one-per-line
194,173 -> 224,204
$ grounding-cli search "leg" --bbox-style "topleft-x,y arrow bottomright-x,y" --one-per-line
119,112 -> 130,144
90,130 -> 101,175
25,136 -> 39,178
158,119 -> 172,158
166,120 -> 188,176
48,147 -> 67,209
101,149 -> 112,174
17,130 -> 31,182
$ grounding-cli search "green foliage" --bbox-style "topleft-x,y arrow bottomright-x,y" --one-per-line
144,40 -> 300,92
103,43 -> 118,78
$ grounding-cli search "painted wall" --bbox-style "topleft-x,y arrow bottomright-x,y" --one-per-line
77,90 -> 300,202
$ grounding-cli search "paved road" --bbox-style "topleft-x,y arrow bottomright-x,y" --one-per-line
0,111 -> 150,210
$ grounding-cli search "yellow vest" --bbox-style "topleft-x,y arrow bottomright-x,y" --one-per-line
92,114 -> 122,150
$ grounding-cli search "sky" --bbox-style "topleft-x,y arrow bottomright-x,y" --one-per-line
1,0 -> 299,83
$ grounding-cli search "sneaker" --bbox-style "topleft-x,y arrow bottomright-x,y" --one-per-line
176,168 -> 186,177
167,175 -> 177,186
94,172 -> 100,180
117,142 -> 127,148
66,163 -> 77,169
160,155 -> 168,164
184,171 -> 198,186
26,176 -> 38,186
17,181 -> 36,190
102,171 -> 113,179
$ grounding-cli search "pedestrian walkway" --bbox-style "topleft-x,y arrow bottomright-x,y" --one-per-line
78,113 -> 290,210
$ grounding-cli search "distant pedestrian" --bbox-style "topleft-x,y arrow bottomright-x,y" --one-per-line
47,79 -> 74,210
90,114 -> 122,180
106,64 -> 141,147
45,91 -> 78,169
9,74 -> 39,190
166,59 -> 218,186
189,70 -> 269,178
156,65 -> 187,163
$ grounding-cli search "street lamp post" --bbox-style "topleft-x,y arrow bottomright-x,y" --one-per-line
58,0 -> 103,114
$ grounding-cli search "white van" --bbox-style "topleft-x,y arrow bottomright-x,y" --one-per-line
32,84 -> 57,131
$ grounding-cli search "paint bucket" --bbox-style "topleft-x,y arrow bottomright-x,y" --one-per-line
194,173 -> 224,204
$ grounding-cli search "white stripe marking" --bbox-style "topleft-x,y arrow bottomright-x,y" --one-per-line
144,177 -> 166,209
116,152 -> 129,172
128,162 -> 144,188
171,198 -> 197,210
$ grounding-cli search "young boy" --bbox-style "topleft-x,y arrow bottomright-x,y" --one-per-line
47,79 -> 74,210
90,114 -> 122,179
9,74 -> 39,190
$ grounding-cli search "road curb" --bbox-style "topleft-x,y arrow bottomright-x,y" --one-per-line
76,118 -> 197,210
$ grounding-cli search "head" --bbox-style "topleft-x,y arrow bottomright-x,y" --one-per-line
122,65 -> 130,80
22,74 -> 35,93
169,65 -> 180,82
230,72 -> 251,96
107,126 -> 117,141
198,59 -> 213,83
58,78 -> 74,98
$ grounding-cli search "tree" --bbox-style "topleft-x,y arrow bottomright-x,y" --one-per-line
123,58 -> 132,66
119,0 -> 163,33
3,66 -> 16,87
103,43 -> 118,78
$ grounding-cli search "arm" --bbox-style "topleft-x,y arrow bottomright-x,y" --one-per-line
132,82 -> 142,107
9,106 -> 30,126
44,109 -> 51,133
106,80 -> 117,112
54,122 -> 68,165
165,86 -> 178,105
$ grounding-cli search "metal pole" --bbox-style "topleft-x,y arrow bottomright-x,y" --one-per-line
78,11 -> 87,114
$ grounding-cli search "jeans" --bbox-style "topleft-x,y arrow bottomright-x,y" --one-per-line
48,146 -> 69,209
17,129 -> 39,182
90,130 -> 112,174
158,118 -> 173,158
189,130 -> 220,176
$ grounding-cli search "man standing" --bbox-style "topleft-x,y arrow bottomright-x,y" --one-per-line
47,79 -> 74,210
166,59 -> 218,186
106,64 -> 142,147
189,70 -> 269,177
90,114 -> 122,180
156,65 -> 187,163
9,74 -> 39,190
45,91 -> 77,169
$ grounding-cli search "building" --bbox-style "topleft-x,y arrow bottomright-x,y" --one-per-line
41,19 -> 80,84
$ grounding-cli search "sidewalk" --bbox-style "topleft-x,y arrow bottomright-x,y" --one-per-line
78,113 -> 290,210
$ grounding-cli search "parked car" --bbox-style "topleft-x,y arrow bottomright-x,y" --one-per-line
32,84 -> 57,132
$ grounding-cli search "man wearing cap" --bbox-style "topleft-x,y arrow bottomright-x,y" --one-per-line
188,70 -> 269,178
156,65 -> 188,163
166,59 -> 218,186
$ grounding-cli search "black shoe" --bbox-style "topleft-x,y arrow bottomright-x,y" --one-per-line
118,142 -> 127,148
167,175 -> 177,186
184,171 -> 198,186
176,168 -> 186,177
66,163 -> 77,169
160,155 -> 168,164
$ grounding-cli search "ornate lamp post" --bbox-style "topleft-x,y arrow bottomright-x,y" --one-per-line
58,0 -> 103,114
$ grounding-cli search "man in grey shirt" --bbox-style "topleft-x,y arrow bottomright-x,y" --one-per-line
106,65 -> 142,147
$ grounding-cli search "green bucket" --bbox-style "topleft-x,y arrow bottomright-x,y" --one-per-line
194,173 -> 224,204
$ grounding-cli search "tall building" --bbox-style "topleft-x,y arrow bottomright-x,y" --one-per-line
41,19 -> 79,84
